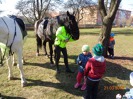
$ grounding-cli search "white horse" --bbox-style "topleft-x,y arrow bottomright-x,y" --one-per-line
0,16 -> 27,87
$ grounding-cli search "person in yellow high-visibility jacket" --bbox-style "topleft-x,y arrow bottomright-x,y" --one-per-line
54,23 -> 74,73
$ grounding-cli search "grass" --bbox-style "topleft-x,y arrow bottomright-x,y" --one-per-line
0,27 -> 133,99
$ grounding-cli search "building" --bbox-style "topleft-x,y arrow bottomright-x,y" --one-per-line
79,6 -> 131,27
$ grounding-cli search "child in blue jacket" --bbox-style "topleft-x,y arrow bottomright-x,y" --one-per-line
74,45 -> 92,90
108,32 -> 115,59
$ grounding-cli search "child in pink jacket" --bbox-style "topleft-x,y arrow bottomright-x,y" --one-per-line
74,45 -> 92,90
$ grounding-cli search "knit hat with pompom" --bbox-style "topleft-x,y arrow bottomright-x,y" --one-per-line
92,43 -> 103,56
82,45 -> 90,52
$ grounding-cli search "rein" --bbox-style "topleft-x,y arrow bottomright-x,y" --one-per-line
0,18 -> 16,66
9,19 -> 17,55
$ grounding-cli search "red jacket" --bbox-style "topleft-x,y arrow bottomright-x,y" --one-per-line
84,57 -> 106,80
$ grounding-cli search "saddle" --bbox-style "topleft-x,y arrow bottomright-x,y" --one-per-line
43,19 -> 48,29
9,15 -> 27,39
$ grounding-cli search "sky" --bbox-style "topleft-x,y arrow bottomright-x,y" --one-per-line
0,0 -> 133,16
0,0 -> 19,15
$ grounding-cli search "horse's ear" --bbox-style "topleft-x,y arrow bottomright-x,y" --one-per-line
73,11 -> 75,16
67,11 -> 70,16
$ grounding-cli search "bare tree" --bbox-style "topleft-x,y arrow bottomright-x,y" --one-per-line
0,0 -> 3,13
98,0 -> 121,57
64,0 -> 96,24
16,0 -> 61,23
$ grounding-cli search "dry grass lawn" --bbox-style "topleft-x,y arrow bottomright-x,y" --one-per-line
0,27 -> 133,99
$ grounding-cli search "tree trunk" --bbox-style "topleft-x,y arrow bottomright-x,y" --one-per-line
99,17 -> 113,57
98,0 -> 121,57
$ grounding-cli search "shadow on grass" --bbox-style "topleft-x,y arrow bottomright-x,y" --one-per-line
0,94 -> 26,99
105,61 -> 132,80
25,55 -> 132,98
114,56 -> 133,61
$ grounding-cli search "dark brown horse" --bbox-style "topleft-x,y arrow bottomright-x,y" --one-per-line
34,11 -> 80,66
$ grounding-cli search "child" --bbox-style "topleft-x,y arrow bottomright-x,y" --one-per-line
108,32 -> 115,59
74,45 -> 92,91
83,43 -> 106,99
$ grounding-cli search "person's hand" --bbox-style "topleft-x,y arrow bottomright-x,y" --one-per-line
108,46 -> 111,48
78,61 -> 82,65
65,38 -> 69,42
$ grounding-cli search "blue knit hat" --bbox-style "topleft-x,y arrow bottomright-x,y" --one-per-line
110,32 -> 115,37
92,43 -> 103,56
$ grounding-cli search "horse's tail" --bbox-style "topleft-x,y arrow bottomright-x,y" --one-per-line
36,34 -> 42,48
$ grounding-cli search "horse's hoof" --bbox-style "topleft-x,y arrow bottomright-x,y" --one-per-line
21,82 -> 27,87
36,53 -> 39,56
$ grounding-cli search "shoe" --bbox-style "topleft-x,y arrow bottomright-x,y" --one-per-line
110,56 -> 114,59
74,82 -> 80,88
66,69 -> 74,73
81,84 -> 86,91
111,56 -> 114,59
108,55 -> 111,58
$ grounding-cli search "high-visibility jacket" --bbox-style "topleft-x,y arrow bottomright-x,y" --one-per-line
54,26 -> 74,48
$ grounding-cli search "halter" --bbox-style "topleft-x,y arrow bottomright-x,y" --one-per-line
0,18 -> 16,66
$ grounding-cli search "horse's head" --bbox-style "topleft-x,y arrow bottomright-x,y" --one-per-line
57,11 -> 80,40
66,11 -> 80,40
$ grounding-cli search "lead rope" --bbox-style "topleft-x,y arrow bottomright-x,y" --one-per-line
9,19 -> 16,55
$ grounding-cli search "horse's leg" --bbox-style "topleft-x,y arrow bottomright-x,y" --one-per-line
22,55 -> 25,65
12,54 -> 17,66
17,48 -> 27,87
36,45 -> 39,56
36,41 -> 40,56
49,41 -> 54,66
6,55 -> 14,80
12,54 -> 25,65
36,34 -> 41,56
43,40 -> 48,57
